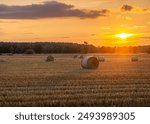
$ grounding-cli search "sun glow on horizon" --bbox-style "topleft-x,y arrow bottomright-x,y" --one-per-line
115,33 -> 133,39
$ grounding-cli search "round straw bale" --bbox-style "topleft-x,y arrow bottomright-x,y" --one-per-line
73,55 -> 78,58
0,59 -> 6,62
81,56 -> 99,69
131,56 -> 138,62
98,56 -> 105,62
46,55 -> 54,62
79,55 -> 84,59
7,53 -> 13,56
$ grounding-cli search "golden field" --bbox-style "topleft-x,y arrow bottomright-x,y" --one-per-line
0,54 -> 150,106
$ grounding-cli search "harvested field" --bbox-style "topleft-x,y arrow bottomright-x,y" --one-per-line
0,54 -> 150,106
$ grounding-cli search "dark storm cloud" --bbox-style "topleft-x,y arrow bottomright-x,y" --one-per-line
0,1 -> 109,19
121,4 -> 133,12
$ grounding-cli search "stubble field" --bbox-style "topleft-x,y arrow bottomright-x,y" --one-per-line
0,54 -> 150,107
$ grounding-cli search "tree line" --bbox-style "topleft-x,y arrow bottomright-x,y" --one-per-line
0,42 -> 150,54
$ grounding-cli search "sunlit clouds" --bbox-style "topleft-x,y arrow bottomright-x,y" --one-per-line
0,0 -> 149,46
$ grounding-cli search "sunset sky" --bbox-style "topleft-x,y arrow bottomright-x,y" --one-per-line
0,0 -> 150,46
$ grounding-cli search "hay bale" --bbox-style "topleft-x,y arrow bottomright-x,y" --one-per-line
79,55 -> 84,59
0,59 -> 6,62
81,56 -> 99,69
98,56 -> 105,62
7,53 -> 13,56
46,55 -> 54,62
131,56 -> 138,62
73,55 -> 78,59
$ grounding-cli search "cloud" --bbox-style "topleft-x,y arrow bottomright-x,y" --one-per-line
0,20 -> 18,23
0,1 -> 109,19
100,9 -> 110,13
23,33 -> 35,35
119,25 -> 146,29
142,8 -> 150,13
121,4 -> 133,12
120,24 -> 128,27
117,15 -> 132,21
133,25 -> 146,29
139,37 -> 150,40
120,4 -> 150,13
91,34 -> 96,36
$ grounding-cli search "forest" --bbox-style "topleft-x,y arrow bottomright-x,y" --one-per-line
0,42 -> 150,54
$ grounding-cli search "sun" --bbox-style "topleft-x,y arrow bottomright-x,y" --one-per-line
115,33 -> 133,39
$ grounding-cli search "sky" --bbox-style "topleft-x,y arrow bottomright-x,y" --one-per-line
0,0 -> 150,46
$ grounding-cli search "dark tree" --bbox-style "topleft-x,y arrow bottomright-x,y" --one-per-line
25,49 -> 35,54
0,42 -> 149,54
